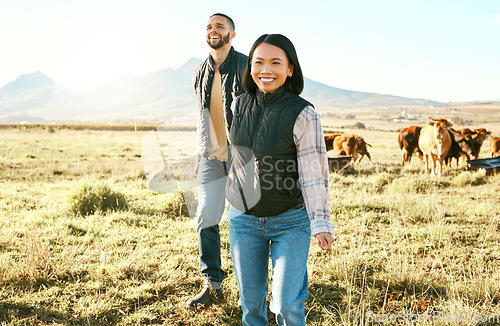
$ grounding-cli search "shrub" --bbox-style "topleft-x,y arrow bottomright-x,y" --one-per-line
388,177 -> 430,194
453,171 -> 487,186
163,191 -> 190,218
369,172 -> 393,193
354,122 -> 366,129
68,183 -> 128,216
387,176 -> 450,194
450,116 -> 464,125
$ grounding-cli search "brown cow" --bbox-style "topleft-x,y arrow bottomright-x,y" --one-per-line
355,136 -> 372,162
333,135 -> 358,163
456,127 -> 474,135
491,137 -> 500,158
324,133 -> 341,152
456,128 -> 491,159
398,126 -> 423,166
445,128 -> 474,166
418,118 -> 453,176
332,135 -> 371,164
470,128 -> 491,159
475,128 -> 490,135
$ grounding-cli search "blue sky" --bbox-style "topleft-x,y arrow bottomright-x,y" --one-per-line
1,0 -> 499,102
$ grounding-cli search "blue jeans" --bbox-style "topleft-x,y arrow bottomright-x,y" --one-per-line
196,157 -> 228,285
228,204 -> 311,326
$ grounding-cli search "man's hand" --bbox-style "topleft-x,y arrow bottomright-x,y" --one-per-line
194,156 -> 200,175
315,232 -> 335,250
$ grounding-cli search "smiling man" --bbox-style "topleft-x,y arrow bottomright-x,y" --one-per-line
187,13 -> 247,310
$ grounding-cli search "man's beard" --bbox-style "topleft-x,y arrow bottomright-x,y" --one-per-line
207,32 -> 230,49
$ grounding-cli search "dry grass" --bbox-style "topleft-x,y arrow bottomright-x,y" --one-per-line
0,125 -> 499,325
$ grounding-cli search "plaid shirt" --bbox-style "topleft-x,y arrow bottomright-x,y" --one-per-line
229,102 -> 334,236
293,106 -> 334,236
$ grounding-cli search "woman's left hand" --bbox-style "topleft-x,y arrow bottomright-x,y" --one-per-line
315,232 -> 335,250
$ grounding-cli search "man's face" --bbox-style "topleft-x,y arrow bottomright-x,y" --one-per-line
206,15 -> 233,49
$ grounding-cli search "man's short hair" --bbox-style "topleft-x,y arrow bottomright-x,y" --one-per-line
210,13 -> 235,31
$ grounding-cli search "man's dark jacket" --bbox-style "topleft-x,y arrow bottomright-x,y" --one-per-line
193,46 -> 247,158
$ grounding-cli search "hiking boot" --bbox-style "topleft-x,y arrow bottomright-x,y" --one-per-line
186,286 -> 224,309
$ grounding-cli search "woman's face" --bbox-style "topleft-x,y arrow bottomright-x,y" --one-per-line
251,43 -> 293,94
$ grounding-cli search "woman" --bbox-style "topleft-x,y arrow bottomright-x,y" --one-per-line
226,34 -> 335,326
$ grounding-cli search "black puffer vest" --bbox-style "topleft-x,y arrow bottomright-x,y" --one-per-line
226,86 -> 312,217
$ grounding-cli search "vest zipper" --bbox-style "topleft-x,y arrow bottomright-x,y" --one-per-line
251,96 -> 269,151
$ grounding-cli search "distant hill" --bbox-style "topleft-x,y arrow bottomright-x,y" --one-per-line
302,78 -> 441,107
0,58 -> 443,124
0,71 -> 56,116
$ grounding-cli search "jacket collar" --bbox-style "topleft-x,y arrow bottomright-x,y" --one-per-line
256,85 -> 288,108
208,46 -> 235,74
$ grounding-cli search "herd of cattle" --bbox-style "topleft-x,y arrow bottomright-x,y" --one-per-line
324,118 -> 500,176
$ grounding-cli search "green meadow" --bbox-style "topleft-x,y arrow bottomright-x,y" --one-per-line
0,124 -> 499,325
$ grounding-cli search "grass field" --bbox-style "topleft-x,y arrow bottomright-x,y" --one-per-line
0,124 -> 499,325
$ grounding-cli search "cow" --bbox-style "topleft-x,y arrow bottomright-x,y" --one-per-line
470,128 -> 491,159
475,128 -> 490,135
355,136 -> 372,163
491,137 -> 500,158
398,126 -> 423,166
456,128 -> 491,159
332,135 -> 372,164
418,118 -> 453,176
324,133 -> 341,152
444,129 -> 462,167
456,127 -> 474,135
459,128 -> 491,159
332,135 -> 358,163
445,128 -> 474,166
455,132 -> 475,161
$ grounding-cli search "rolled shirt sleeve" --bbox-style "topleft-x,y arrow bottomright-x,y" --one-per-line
293,106 -> 334,236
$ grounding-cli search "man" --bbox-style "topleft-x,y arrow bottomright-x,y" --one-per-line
187,13 -> 247,309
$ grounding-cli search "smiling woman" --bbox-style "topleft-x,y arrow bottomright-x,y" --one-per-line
227,33 -> 334,326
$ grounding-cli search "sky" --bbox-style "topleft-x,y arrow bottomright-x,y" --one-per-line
1,0 -> 499,103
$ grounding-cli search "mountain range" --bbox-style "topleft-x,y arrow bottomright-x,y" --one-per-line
0,58 -> 444,124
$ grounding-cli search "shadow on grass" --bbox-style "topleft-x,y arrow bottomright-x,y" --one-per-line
307,282 -> 346,324
0,301 -> 91,325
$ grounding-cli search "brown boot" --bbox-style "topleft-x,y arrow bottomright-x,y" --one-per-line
186,286 -> 224,309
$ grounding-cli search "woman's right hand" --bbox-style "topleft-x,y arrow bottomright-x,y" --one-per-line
315,232 -> 335,250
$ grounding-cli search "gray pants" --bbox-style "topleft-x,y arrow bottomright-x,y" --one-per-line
196,157 -> 228,284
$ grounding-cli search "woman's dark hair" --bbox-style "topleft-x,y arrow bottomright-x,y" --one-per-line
242,34 -> 304,95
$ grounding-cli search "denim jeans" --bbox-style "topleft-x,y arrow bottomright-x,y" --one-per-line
196,157 -> 228,285
228,203 -> 311,326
